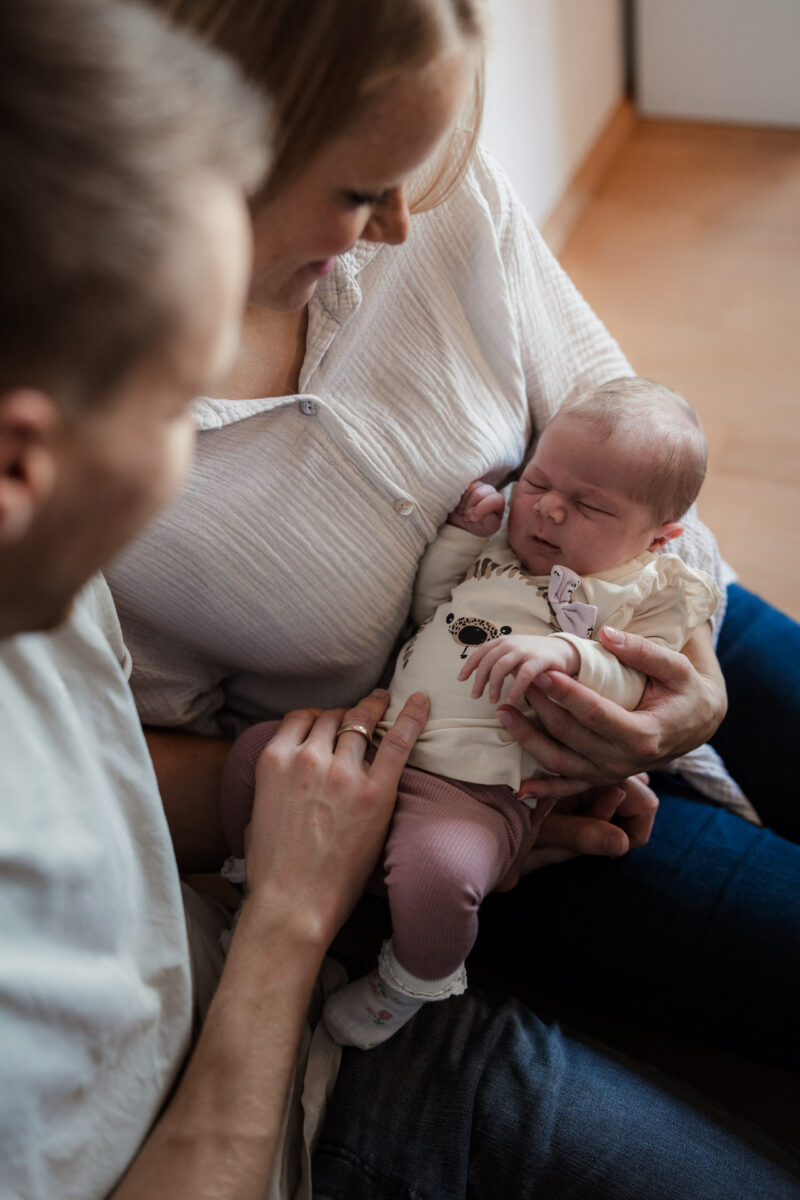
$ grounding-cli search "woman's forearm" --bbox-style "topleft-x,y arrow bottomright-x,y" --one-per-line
145,728 -> 232,871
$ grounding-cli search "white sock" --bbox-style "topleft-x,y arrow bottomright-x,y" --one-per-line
323,939 -> 467,1050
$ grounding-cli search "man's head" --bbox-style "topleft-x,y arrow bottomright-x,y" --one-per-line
0,0 -> 269,634
508,377 -> 708,576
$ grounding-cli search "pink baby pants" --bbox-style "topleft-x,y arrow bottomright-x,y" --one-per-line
220,721 -> 532,982
384,767 -> 532,980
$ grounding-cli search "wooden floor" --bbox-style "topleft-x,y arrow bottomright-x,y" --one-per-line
552,121 -> 800,1151
558,119 -> 800,621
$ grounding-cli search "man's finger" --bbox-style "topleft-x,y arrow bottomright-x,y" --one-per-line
331,689 -> 391,763
370,691 -> 430,789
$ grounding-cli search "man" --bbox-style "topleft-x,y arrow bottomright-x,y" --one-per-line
0,3 -> 429,1196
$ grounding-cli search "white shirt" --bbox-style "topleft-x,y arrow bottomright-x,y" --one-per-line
106,147 -> 726,737
0,578 -> 192,1199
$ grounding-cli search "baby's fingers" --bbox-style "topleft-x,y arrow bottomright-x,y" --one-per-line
471,647 -> 506,698
487,651 -> 523,702
457,644 -> 489,681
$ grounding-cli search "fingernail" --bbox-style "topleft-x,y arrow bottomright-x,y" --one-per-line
371,687 -> 390,698
603,626 -> 625,645
604,832 -> 625,856
533,673 -> 551,691
496,708 -> 513,728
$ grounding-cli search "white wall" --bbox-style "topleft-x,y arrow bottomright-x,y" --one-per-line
636,0 -> 800,128
481,0 -> 626,226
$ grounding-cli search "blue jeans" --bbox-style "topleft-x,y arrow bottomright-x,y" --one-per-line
313,586 -> 800,1199
474,584 -> 800,1066
314,988 -> 800,1198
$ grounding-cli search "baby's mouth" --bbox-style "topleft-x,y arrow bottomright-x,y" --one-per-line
531,533 -> 559,551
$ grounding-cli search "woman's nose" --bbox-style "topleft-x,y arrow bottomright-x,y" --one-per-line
535,492 -> 565,523
362,187 -> 410,246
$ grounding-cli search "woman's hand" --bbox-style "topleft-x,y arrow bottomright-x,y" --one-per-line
244,688 -> 428,943
496,623 -> 726,795
495,774 -> 658,890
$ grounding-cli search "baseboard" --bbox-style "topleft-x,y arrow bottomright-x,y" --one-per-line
541,97 -> 637,255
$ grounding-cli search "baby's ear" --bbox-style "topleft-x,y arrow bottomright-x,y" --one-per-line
648,522 -> 683,551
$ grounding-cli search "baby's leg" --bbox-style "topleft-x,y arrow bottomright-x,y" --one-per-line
386,770 -> 531,979
220,720 -> 282,857
323,770 -> 531,1049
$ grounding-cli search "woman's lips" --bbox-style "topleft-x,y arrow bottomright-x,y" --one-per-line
305,257 -> 335,277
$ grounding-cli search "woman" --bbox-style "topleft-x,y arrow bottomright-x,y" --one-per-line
108,0 -> 800,1176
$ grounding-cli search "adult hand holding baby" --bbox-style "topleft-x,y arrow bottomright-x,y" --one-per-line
495,774 -> 658,889
501,621 -> 725,791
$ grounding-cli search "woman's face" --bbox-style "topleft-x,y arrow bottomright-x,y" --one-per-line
249,48 -> 475,310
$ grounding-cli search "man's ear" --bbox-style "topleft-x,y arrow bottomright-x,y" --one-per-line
648,521 -> 683,551
0,389 -> 59,545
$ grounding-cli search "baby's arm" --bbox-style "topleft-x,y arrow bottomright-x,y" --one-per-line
447,479 -> 505,538
459,634 -> 581,704
411,482 -> 505,625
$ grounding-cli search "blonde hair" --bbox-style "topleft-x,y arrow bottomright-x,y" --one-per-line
0,0 -> 268,410
557,376 -> 708,523
150,0 -> 486,209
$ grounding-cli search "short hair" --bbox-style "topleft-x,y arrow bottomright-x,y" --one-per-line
0,0 -> 270,411
556,376 -> 708,523
149,0 -> 487,210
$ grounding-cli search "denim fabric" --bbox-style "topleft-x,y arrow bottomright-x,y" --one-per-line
712,583 -> 800,840
475,585 -> 800,1066
314,990 -> 800,1199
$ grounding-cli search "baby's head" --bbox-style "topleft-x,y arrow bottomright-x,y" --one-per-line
508,377 -> 707,576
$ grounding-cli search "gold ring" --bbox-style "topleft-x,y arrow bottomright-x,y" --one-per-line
335,722 -> 373,746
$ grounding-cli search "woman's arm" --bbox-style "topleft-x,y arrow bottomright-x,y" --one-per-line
144,727 -> 232,871
498,622 -> 726,796
113,689 -> 429,1200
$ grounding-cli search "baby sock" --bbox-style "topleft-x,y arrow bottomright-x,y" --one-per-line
323,938 -> 467,1050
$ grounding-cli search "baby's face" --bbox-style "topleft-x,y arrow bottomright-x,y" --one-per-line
508,415 -> 666,576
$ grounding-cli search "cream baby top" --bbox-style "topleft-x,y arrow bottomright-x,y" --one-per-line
379,525 -> 721,792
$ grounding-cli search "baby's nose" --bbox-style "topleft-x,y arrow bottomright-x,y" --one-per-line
536,493 -> 565,522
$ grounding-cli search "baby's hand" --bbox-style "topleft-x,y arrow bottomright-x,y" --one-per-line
447,479 -> 505,538
458,634 -> 581,704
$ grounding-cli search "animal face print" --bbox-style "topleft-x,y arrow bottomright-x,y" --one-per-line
445,612 -> 512,659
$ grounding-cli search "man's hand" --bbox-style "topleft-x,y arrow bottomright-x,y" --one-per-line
246,688 -> 429,939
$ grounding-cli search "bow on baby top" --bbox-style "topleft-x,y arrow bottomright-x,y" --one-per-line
548,565 -> 597,639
